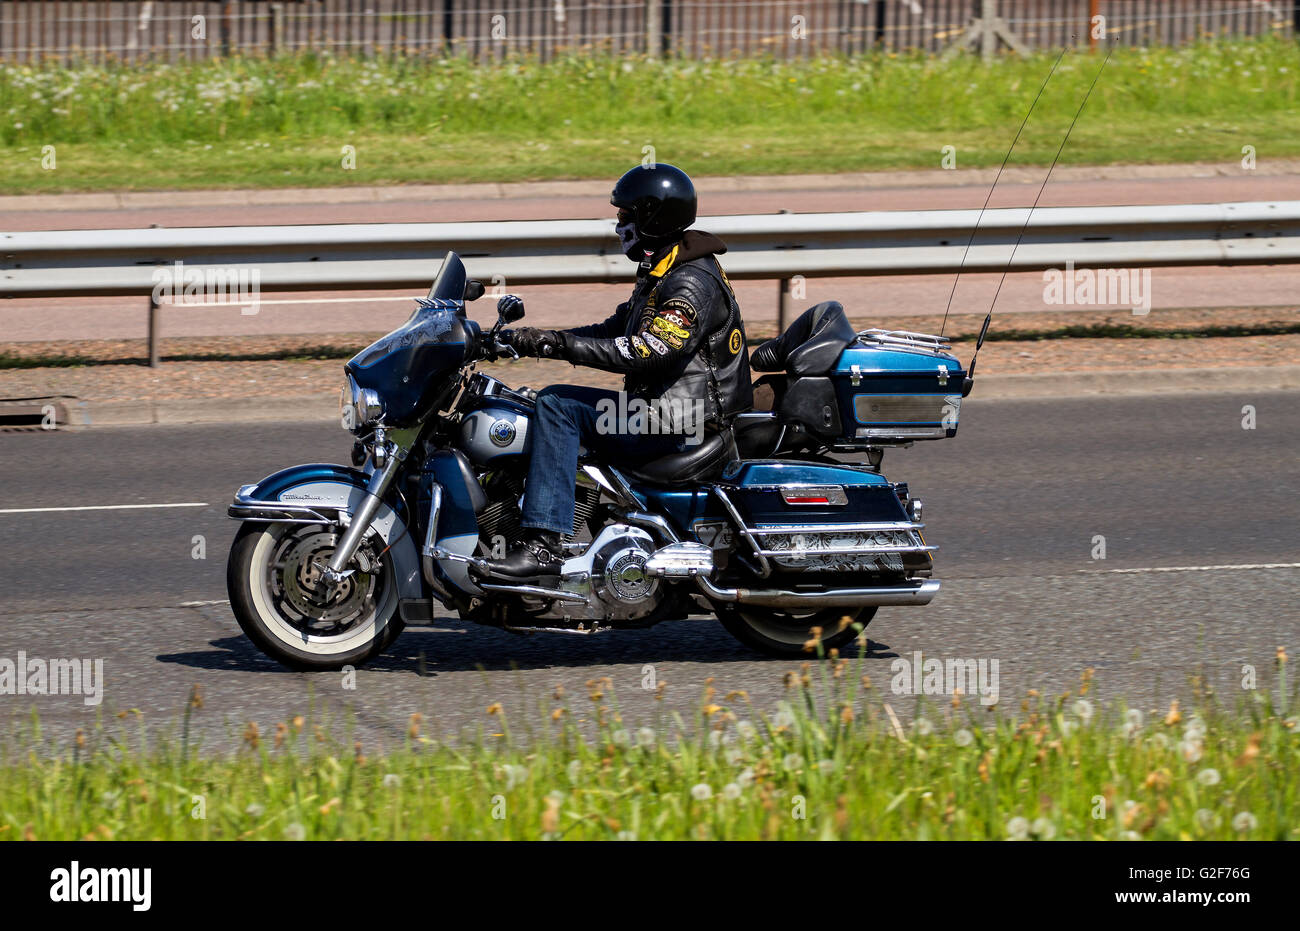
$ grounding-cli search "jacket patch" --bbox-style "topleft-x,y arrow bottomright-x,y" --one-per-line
728,328 -> 743,354
648,321 -> 685,349
643,333 -> 670,356
650,316 -> 690,341
614,336 -> 634,360
630,335 -> 653,358
661,297 -> 698,325
660,311 -> 691,331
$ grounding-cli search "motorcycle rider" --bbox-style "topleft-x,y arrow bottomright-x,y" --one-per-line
475,162 -> 753,579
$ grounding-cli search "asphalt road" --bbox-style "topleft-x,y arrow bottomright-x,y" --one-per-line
0,390 -> 1296,748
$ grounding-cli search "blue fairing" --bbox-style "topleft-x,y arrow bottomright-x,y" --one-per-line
346,309 -> 468,426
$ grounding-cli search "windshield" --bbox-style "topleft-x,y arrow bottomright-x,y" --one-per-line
427,250 -> 468,301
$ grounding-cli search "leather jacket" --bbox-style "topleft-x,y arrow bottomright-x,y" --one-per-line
559,231 -> 753,431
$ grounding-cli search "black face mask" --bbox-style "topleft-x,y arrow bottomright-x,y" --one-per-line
615,218 -> 642,260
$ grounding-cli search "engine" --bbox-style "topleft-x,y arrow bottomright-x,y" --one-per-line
539,525 -> 664,623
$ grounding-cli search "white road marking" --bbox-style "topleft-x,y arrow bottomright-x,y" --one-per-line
0,502 -> 208,514
180,599 -> 229,608
1083,562 -> 1300,574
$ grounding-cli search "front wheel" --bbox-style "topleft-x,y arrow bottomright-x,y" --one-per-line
718,604 -> 876,658
227,522 -> 404,670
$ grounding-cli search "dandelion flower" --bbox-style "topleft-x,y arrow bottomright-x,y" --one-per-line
914,717 -> 934,737
612,728 -> 630,746
1031,817 -> 1056,841
737,767 -> 755,787
636,726 -> 656,747
1179,739 -> 1203,764
1232,812 -> 1257,833
244,803 -> 265,818
382,773 -> 401,789
723,782 -> 742,800
1194,809 -> 1220,830
1196,768 -> 1221,787
566,759 -> 581,784
954,728 -> 974,747
1005,816 -> 1030,841
283,823 -> 306,841
783,753 -> 803,771
690,783 -> 713,801
1072,699 -> 1094,723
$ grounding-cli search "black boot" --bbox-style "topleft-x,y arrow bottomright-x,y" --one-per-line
472,530 -> 565,580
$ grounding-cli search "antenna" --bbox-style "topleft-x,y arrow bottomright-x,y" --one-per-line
967,41 -> 1116,381
940,45 -> 1069,339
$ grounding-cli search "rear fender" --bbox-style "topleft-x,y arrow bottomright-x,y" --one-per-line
228,463 -> 423,600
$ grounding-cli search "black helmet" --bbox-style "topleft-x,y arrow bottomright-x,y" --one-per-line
610,163 -> 697,244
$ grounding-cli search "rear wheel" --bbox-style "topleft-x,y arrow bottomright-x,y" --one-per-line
718,605 -> 876,658
227,522 -> 403,671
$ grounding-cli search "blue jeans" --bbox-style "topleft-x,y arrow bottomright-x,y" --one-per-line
521,384 -> 687,535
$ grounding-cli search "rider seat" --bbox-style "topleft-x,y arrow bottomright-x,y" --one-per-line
616,429 -> 731,485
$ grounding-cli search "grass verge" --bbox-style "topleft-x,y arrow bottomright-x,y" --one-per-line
2,37 -> 1297,193
3,656 -> 1296,841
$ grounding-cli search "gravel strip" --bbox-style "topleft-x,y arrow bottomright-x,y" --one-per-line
2,333 -> 1296,404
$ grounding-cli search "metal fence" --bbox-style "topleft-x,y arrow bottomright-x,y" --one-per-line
1,1 -> 1296,64
6,200 -> 1297,365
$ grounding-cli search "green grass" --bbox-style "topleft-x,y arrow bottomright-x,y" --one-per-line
1,37 -> 1297,194
3,656 -> 1296,841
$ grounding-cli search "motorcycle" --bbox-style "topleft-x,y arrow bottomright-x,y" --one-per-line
226,251 -> 969,669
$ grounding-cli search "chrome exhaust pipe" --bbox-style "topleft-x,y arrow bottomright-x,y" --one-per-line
696,576 -> 940,608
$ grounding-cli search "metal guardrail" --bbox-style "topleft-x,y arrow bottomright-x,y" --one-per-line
3,199 -> 1299,365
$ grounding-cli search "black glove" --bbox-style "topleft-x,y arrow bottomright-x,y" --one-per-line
505,327 -> 565,359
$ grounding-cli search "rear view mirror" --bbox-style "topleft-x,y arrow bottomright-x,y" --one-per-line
498,299 -> 525,324
464,280 -> 486,301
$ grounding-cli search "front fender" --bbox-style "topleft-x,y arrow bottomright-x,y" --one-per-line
228,462 -> 423,601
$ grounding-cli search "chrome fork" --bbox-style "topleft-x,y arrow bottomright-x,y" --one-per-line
318,427 -> 416,585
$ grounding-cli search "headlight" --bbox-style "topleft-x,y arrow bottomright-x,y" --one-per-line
340,375 -> 383,433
